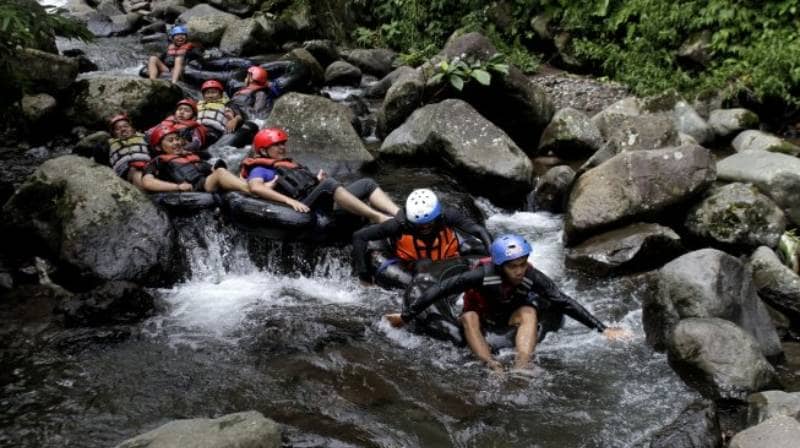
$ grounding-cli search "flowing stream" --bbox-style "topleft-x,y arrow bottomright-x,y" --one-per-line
0,35 -> 699,447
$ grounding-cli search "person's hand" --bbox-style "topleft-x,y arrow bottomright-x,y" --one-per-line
603,326 -> 632,341
286,198 -> 310,213
177,182 -> 192,192
487,359 -> 505,375
385,313 -> 405,328
225,117 -> 240,133
316,169 -> 328,181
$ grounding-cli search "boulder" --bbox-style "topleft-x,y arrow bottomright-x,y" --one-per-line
2,156 -> 174,285
729,415 -> 800,448
565,145 -> 715,244
668,318 -> 778,401
527,165 -> 575,213
324,61 -> 362,87
17,48 -> 80,94
282,48 -> 324,86
204,0 -> 259,16
342,48 -> 397,77
264,93 -> 372,163
378,99 -> 533,202
537,107 -> 603,159
74,130 -> 111,161
602,113 -> 679,154
566,223 -> 683,276
377,66 -> 424,137
591,96 -> 642,138
178,4 -> 238,47
648,400 -> 720,448
685,183 -> 786,251
68,75 -> 183,129
673,100 -> 714,145
302,40 -> 340,68
219,15 -> 279,56
63,0 -> 98,22
732,130 -> 800,156
437,32 -> 555,152
717,151 -> 800,225
96,0 -> 123,16
56,280 -> 155,327
750,246 -> 800,321
643,248 -> 782,357
747,390 -> 800,425
364,66 -> 407,98
709,108 -> 759,139
21,93 -> 58,123
113,411 -> 280,448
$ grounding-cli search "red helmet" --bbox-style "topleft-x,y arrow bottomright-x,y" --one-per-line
108,113 -> 130,130
247,66 -> 268,86
201,79 -> 224,93
149,124 -> 180,148
175,98 -> 197,115
253,128 -> 288,153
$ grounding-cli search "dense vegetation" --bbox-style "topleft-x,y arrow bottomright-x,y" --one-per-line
350,0 -> 800,105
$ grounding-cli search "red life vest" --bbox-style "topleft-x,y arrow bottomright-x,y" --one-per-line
239,157 -> 300,178
234,83 -> 269,97
394,227 -> 460,263
155,153 -> 202,164
159,116 -> 208,145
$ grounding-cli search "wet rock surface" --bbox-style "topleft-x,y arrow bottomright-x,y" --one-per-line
648,400 -> 721,448
529,71 -> 629,117
750,246 -> 800,321
728,415 -> 800,448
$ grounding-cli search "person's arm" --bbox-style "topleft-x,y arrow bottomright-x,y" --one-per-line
252,91 -> 268,117
248,177 -> 309,212
529,268 -> 607,332
352,219 -> 401,282
444,208 -> 492,252
141,173 -> 192,193
400,268 -> 484,323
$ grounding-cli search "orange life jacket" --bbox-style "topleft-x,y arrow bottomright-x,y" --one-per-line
395,227 -> 460,263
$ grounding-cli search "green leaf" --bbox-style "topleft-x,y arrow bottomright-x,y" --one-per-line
429,72 -> 444,84
449,74 -> 464,91
491,63 -> 510,75
470,69 -> 491,85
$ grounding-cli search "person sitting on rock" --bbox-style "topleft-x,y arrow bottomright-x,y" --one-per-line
147,98 -> 208,157
147,24 -> 199,84
229,66 -> 281,118
386,234 -> 629,372
107,113 -> 151,189
352,188 -> 493,285
241,128 -> 399,223
141,124 -> 249,194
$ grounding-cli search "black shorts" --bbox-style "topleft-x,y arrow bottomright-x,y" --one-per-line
301,177 -> 379,210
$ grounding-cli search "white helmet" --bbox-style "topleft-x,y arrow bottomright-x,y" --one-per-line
405,188 -> 442,224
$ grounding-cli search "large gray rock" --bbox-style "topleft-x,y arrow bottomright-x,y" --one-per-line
219,15 -> 279,56
436,32 -> 555,152
68,75 -> 183,128
565,145 -> 716,244
302,40 -> 339,68
729,415 -> 800,448
732,130 -> 800,156
204,0 -> 259,16
2,156 -> 174,284
668,318 -> 778,401
648,400 -> 720,448
21,93 -> 58,123
673,101 -> 714,145
717,151 -> 800,225
377,66 -> 424,137
364,66 -> 407,98
265,93 -> 372,163
750,246 -> 800,321
591,96 -> 642,137
178,4 -> 238,47
643,248 -> 782,357
17,48 -> 80,94
324,60 -> 362,87
566,223 -> 683,276
747,390 -> 800,425
56,280 -> 155,327
528,165 -> 575,213
113,411 -> 280,448
537,107 -> 603,159
282,48 -> 324,86
709,108 -> 759,139
602,113 -> 679,154
685,183 -> 786,251
342,48 -> 397,77
379,99 -> 533,201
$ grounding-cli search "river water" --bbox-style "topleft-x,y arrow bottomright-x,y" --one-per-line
0,35 -> 698,447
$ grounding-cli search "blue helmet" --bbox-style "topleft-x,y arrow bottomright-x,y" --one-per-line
405,188 -> 442,225
169,25 -> 188,38
490,234 -> 532,265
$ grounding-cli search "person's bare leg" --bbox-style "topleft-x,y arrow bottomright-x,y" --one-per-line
333,186 -> 388,223
509,306 -> 538,369
170,56 -> 185,84
204,168 -> 250,193
368,187 -> 400,216
148,56 -> 167,80
461,311 -> 502,372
